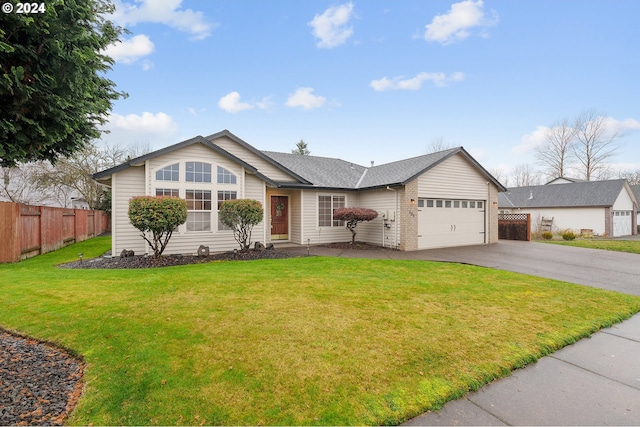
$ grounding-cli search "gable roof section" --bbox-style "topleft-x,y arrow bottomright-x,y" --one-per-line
499,179 -> 630,208
263,147 -> 506,191
93,131 -> 302,186
205,130 -> 311,185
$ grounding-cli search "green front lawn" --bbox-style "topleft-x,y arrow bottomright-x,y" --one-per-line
1,236 -> 639,425
543,239 -> 640,254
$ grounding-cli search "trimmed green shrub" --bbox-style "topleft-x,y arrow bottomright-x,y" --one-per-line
219,199 -> 264,250
128,196 -> 187,257
541,231 -> 553,240
562,230 -> 576,241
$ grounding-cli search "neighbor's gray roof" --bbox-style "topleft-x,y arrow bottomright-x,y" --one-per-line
499,179 -> 630,208
263,147 -> 505,190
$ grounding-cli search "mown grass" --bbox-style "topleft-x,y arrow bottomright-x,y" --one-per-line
543,239 -> 640,254
1,236 -> 639,425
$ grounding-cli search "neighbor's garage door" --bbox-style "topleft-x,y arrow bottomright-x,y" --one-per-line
613,210 -> 633,237
418,198 -> 486,249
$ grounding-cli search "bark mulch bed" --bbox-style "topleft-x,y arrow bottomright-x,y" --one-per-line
58,248 -> 302,269
0,330 -> 83,426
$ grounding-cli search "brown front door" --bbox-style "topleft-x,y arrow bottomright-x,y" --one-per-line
270,195 -> 288,240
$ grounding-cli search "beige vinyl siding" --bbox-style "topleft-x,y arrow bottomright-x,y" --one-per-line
417,153 -> 488,199
113,167 -> 147,255
356,189 -> 399,248
212,136 -> 299,183
301,190 -> 352,245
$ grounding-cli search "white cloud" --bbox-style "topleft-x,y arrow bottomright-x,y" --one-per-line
370,72 -> 465,91
110,0 -> 214,40
512,125 -> 549,155
101,112 -> 179,148
602,117 -> 640,138
218,92 -> 254,114
308,2 -> 355,48
286,87 -> 327,110
424,0 -> 498,44
102,34 -> 154,64
217,92 -> 273,114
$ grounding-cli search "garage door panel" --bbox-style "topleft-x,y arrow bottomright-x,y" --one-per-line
418,198 -> 486,249
613,211 -> 632,237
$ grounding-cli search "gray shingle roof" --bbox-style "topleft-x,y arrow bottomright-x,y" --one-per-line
261,151 -> 367,188
499,179 -> 629,208
262,147 -> 504,190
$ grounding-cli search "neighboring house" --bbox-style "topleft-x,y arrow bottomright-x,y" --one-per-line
93,130 -> 506,256
632,185 -> 640,229
545,176 -> 585,185
499,179 -> 638,237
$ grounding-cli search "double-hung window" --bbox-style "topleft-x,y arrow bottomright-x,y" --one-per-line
318,195 -> 345,227
186,190 -> 212,231
217,191 -> 237,230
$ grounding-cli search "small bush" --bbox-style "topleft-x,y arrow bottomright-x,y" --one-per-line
219,199 -> 264,250
128,196 -> 187,257
562,230 -> 576,241
541,231 -> 553,240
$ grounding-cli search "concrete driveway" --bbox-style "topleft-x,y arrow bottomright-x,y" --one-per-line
386,240 -> 640,296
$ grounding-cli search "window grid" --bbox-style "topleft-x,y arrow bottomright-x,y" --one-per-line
155,188 -> 179,197
185,190 -> 212,232
217,191 -> 238,230
186,162 -> 212,183
217,166 -> 237,184
155,163 -> 179,181
318,195 -> 345,227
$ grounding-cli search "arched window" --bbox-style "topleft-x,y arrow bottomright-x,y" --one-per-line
186,162 -> 212,183
155,163 -> 179,181
217,166 -> 237,184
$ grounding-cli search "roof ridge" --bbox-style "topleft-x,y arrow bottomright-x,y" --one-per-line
355,168 -> 369,188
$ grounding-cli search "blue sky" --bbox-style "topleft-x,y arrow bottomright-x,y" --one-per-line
100,0 -> 640,183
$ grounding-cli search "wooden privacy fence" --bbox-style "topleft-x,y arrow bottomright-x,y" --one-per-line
498,213 -> 531,241
0,201 -> 108,263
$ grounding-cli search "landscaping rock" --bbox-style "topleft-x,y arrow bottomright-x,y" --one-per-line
0,331 -> 83,426
197,245 -> 210,257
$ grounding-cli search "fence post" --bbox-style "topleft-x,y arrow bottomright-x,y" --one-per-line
0,202 -> 21,263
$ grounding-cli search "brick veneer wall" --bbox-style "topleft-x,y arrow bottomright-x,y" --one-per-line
399,180 -> 419,251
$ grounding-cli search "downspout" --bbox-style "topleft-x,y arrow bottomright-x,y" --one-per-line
486,181 -> 490,244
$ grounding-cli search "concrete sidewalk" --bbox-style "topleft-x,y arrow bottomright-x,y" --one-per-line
284,243 -> 640,425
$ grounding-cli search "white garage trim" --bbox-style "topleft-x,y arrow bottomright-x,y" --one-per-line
418,198 -> 486,249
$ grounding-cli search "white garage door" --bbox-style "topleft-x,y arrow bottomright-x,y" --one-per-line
613,210 -> 632,237
417,198 -> 486,249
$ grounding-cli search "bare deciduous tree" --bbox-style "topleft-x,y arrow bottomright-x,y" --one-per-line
426,137 -> 454,153
490,167 -> 509,187
618,169 -> 640,186
0,163 -> 50,205
535,118 -> 576,179
573,109 -> 619,181
511,163 -> 541,187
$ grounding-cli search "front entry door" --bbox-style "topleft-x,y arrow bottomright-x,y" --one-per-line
270,196 -> 289,240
